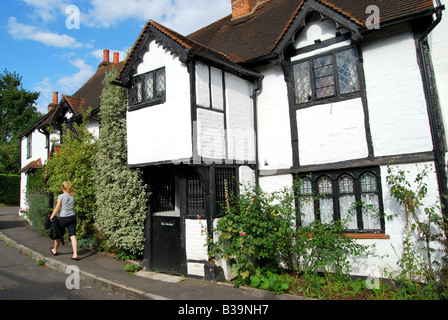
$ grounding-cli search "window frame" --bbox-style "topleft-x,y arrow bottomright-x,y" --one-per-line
26,134 -> 32,159
292,45 -> 362,109
296,167 -> 385,233
129,67 -> 166,111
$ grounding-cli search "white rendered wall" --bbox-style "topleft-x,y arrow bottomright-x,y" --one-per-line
127,41 -> 192,165
256,64 -> 292,171
19,130 -> 48,212
297,98 -> 369,165
363,24 -> 433,157
196,108 -> 226,159
225,73 -> 255,163
186,219 -> 209,277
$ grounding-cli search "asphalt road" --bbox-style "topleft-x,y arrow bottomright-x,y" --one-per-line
0,239 -> 131,300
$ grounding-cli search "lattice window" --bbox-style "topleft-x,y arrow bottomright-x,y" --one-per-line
187,172 -> 205,214
152,176 -> 175,213
292,47 -> 360,105
131,67 -> 166,107
336,49 -> 360,94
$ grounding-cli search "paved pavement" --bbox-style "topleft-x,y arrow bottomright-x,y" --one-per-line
0,206 -> 306,302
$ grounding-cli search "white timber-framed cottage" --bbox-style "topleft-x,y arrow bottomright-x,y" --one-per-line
118,0 -> 447,280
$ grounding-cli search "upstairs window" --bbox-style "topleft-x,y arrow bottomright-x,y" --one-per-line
26,134 -> 32,159
130,67 -> 166,111
293,47 -> 360,106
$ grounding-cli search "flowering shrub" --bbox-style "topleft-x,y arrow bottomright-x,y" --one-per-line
208,179 -> 373,285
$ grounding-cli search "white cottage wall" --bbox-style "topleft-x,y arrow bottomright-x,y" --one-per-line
256,65 -> 292,171
363,24 -> 433,157
127,41 -> 192,165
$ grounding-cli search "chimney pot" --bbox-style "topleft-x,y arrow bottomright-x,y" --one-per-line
103,49 -> 110,62
52,92 -> 58,104
113,52 -> 119,63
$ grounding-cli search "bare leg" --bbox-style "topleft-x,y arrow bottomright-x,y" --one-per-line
70,235 -> 78,259
52,239 -> 60,255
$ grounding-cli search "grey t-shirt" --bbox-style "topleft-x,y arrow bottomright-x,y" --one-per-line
58,193 -> 75,218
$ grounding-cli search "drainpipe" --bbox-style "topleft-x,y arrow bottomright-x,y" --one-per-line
252,76 -> 263,187
417,2 -> 448,224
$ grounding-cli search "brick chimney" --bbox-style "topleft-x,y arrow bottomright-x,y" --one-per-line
48,92 -> 58,113
231,0 -> 258,20
113,52 -> 119,63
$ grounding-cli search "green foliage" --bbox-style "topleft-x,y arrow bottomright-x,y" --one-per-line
386,163 -> 448,298
45,118 -> 97,239
209,179 -> 373,285
0,69 -> 42,174
93,69 -> 148,256
0,174 -> 20,204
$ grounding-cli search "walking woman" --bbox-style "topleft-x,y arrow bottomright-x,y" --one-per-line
49,181 -> 78,260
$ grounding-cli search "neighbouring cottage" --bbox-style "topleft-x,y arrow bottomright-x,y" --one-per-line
115,0 -> 448,280
19,50 -> 123,212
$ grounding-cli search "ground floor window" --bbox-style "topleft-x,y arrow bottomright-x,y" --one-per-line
215,167 -> 238,217
297,167 -> 384,233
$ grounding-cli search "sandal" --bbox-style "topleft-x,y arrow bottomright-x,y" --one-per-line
49,248 -> 57,256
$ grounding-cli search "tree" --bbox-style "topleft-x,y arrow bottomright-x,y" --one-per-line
0,69 -> 42,173
93,69 -> 148,256
45,117 -> 97,239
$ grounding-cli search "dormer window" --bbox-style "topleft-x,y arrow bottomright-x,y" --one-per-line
129,67 -> 166,111
293,47 -> 361,106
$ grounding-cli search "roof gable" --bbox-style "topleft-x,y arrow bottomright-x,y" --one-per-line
188,0 -> 435,65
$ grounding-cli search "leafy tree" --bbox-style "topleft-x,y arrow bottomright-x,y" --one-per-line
45,117 -> 97,239
93,69 -> 148,256
0,69 -> 42,173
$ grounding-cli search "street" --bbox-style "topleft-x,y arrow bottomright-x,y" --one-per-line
0,239 -> 130,300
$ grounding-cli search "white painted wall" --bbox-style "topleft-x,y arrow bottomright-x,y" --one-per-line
186,218 -> 209,277
297,98 -> 369,165
127,41 -> 192,165
256,64 -> 292,171
19,130 -> 48,212
363,24 -> 433,157
225,73 -> 256,163
196,108 -> 226,159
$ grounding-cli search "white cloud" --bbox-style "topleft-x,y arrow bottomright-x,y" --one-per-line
7,17 -> 87,48
34,58 -> 95,113
82,0 -> 231,34
19,0 -> 71,22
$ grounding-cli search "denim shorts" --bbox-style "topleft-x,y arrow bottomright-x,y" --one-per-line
59,216 -> 77,237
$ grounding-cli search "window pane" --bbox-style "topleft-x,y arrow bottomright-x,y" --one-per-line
133,76 -> 143,104
318,177 -> 332,194
340,194 -> 357,229
155,68 -> 166,99
152,177 -> 175,212
336,49 -> 360,94
314,55 -> 335,99
320,198 -> 333,224
339,175 -> 354,193
144,72 -> 154,101
293,61 -> 312,104
215,168 -> 237,216
361,173 -> 377,192
299,178 -> 314,226
361,194 -> 381,229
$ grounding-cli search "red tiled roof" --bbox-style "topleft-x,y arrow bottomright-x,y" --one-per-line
20,158 -> 42,173
188,0 -> 435,64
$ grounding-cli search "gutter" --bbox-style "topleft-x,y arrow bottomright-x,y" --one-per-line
416,2 -> 448,223
252,76 -> 263,187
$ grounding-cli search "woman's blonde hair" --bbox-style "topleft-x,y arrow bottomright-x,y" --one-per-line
62,181 -> 74,196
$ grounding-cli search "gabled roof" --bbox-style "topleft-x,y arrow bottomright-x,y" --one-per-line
188,0 -> 436,65
34,61 -> 124,132
117,20 -> 261,86
20,158 -> 42,173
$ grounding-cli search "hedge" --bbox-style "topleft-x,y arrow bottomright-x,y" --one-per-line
0,174 -> 20,205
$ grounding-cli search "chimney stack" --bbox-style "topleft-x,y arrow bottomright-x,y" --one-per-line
113,52 -> 119,63
103,49 -> 110,63
231,0 -> 258,20
48,92 -> 58,113
52,92 -> 59,104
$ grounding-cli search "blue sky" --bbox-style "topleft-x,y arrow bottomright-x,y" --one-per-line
1,0 -> 231,114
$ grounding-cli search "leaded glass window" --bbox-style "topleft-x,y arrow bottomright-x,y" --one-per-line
131,67 -> 166,108
338,175 -> 357,229
360,173 -> 381,230
318,177 -> 333,224
292,47 -> 361,105
299,178 -> 314,226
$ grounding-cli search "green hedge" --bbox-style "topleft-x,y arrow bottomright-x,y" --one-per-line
0,174 -> 20,205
